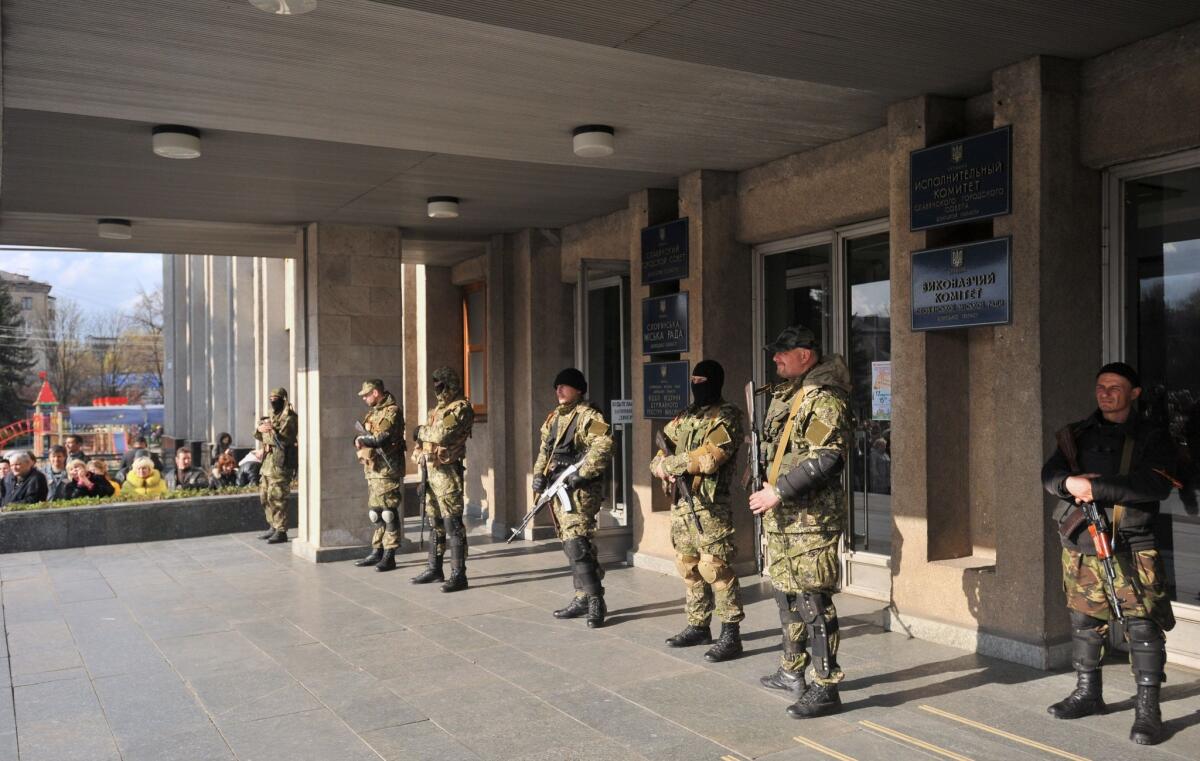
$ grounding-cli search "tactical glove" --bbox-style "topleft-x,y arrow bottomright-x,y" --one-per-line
566,472 -> 587,490
532,474 -> 547,493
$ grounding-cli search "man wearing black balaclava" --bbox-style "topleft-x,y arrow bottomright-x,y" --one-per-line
651,359 -> 747,662
255,387 -> 299,544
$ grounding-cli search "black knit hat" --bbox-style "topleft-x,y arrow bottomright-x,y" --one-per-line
553,367 -> 587,394
1097,362 -> 1141,389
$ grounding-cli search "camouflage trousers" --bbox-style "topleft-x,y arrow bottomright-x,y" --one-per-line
259,475 -> 289,531
422,463 -> 464,554
367,477 -> 403,550
768,531 -> 844,685
1062,547 -> 1175,632
553,483 -> 604,599
671,499 -> 743,626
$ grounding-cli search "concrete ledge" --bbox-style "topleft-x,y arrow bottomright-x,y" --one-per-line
885,608 -> 1071,670
0,493 -> 298,553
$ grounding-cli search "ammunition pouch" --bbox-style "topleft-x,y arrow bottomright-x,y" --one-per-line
1057,504 -> 1088,542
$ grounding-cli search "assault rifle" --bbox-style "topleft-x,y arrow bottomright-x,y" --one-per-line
744,381 -> 765,575
506,459 -> 580,543
654,430 -> 703,535
417,454 -> 429,549
354,421 -> 395,473
1054,427 -> 1127,620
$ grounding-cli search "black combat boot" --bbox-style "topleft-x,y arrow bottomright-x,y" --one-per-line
586,594 -> 606,628
553,596 -> 589,619
760,667 -> 805,695
665,624 -> 712,648
411,542 -> 444,584
787,682 -> 841,719
1049,611 -> 1107,719
267,529 -> 288,544
354,548 -> 383,567
441,542 -> 468,592
1047,670 -> 1105,719
704,622 -> 743,662
258,528 -> 277,540
375,548 -> 396,572
1130,684 -> 1163,745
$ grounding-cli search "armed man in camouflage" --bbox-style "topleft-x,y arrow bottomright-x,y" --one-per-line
533,368 -> 613,628
1042,362 -> 1177,746
254,387 -> 299,544
651,359 -> 746,662
352,379 -> 406,572
748,325 -> 852,719
411,367 -> 475,592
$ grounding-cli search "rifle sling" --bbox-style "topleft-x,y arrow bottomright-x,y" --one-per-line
767,388 -> 808,487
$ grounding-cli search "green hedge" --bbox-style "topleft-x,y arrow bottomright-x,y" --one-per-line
3,485 -> 262,512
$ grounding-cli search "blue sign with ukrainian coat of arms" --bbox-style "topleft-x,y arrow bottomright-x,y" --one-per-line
643,361 -> 690,419
910,126 -> 1011,231
911,237 -> 1012,331
641,218 -> 689,283
642,292 -> 688,355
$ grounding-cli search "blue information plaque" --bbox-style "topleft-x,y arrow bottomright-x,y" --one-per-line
643,361 -> 690,420
641,218 -> 689,284
911,237 -> 1011,331
910,126 -> 1011,231
642,292 -> 688,355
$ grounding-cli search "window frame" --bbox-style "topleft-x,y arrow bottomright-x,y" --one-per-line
461,281 -> 487,419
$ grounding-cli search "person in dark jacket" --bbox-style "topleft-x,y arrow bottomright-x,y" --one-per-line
210,451 -> 240,487
64,459 -> 115,500
2,452 -> 49,507
1041,362 -> 1177,746
42,445 -> 71,501
164,447 -> 210,491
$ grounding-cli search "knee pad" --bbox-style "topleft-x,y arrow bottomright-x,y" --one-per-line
564,537 -> 591,561
1126,617 -> 1166,685
797,592 -> 829,625
368,509 -> 383,525
697,554 -> 735,591
774,591 -> 799,625
381,510 -> 396,525
675,554 -> 701,582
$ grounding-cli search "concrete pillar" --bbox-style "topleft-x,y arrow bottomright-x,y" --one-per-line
231,257 -> 257,446
186,255 -> 209,446
163,254 -> 189,440
205,256 -> 234,454
262,258 -> 290,399
484,235 -> 517,535
293,224 -> 405,562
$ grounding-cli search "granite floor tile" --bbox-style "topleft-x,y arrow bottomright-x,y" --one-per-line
361,719 -> 484,761
218,707 -> 382,761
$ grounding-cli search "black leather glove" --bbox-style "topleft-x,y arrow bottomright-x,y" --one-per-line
532,474 -> 547,493
566,472 -> 587,490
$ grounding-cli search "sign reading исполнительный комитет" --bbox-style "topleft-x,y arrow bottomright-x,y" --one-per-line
910,126 -> 1011,231
911,237 -> 1011,331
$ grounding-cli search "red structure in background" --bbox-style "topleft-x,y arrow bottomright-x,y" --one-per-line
92,397 -> 129,407
30,371 -> 63,456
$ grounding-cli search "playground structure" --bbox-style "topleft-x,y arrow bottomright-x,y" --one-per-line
0,372 -> 65,456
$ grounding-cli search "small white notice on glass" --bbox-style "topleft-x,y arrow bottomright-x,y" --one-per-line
610,399 -> 633,425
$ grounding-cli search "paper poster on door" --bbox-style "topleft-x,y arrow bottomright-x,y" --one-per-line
871,361 -> 892,421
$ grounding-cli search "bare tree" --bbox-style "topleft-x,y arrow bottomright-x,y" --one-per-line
40,298 -> 90,406
127,286 -> 164,400
88,310 -> 132,399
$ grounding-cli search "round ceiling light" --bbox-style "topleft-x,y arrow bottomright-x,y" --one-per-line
98,219 -> 133,240
572,125 -> 615,158
152,125 -> 201,159
427,196 -> 460,219
248,0 -> 317,14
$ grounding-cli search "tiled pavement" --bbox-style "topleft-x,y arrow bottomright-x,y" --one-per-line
1,529 -> 1198,761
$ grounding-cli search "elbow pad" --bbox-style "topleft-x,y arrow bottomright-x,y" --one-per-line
777,451 -> 844,501
358,430 -> 392,449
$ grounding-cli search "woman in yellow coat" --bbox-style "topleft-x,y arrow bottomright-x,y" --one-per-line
123,456 -> 167,498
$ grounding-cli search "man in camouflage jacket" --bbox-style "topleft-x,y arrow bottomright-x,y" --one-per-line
748,325 -> 852,719
352,379 -> 406,572
533,368 -> 613,627
254,387 -> 298,544
651,359 -> 746,662
411,367 -> 475,592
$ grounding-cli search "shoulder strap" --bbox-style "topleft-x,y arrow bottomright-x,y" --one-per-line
767,390 -> 808,486
1111,434 -> 1135,543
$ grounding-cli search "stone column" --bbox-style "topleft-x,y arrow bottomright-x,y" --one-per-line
231,257 -> 257,446
162,254 -> 190,440
205,256 -> 234,453
186,255 -> 210,446
484,235 -> 517,536
293,224 -> 405,562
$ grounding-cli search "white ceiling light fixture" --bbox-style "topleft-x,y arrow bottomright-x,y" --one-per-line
152,125 -> 202,159
248,0 -> 317,14
98,219 -> 133,240
572,125 -> 615,158
427,196 -> 460,219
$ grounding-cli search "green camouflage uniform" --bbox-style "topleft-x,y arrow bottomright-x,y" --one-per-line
761,355 -> 851,685
359,391 -> 405,550
1062,549 -> 1175,631
534,401 -> 612,599
254,394 -> 298,532
651,400 -> 745,626
413,370 -> 474,554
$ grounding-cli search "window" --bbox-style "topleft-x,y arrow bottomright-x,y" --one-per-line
21,297 -> 32,310
462,282 -> 487,417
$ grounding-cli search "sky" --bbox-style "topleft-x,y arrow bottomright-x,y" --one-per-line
0,248 -> 163,319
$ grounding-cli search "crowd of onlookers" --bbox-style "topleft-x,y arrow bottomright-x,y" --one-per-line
0,432 -> 267,509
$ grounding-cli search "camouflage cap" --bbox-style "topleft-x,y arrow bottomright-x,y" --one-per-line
268,387 -> 288,400
358,379 -> 385,396
765,324 -> 817,353
432,366 -> 461,388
